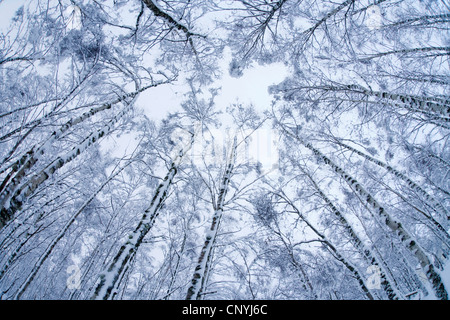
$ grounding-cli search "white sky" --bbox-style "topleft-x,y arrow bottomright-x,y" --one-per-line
111,51 -> 288,161
0,0 -> 25,32
136,46 -> 289,122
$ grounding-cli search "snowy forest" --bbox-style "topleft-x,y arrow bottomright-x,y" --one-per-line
0,0 -> 449,300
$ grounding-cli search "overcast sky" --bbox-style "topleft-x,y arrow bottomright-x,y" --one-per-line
137,46 -> 289,122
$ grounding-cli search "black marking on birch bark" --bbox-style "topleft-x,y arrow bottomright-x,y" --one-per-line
282,126 -> 448,300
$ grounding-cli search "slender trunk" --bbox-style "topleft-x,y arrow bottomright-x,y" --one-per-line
339,84 -> 450,118
294,84 -> 450,119
186,137 -> 237,300
0,95 -> 139,230
91,132 -> 194,300
274,191 -> 375,300
141,0 -> 205,52
0,124 -> 37,171
240,0 -> 288,59
331,138 -> 450,224
0,56 -> 37,65
359,46 -> 450,61
281,125 -> 448,300
386,14 -> 450,28
371,91 -> 450,120
302,168 -> 402,299
13,166 -> 125,299
0,81 -> 166,211
303,0 -> 355,41
274,224 -> 318,299
0,228 -> 35,281
142,0 -> 192,36
164,232 -> 187,300
290,254 -> 317,299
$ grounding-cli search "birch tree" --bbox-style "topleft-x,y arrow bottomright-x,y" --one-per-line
0,78 -> 173,230
91,128 -> 195,300
277,122 -> 448,300
186,136 -> 237,300
292,165 -> 402,299
13,162 -> 129,299
272,189 -> 376,300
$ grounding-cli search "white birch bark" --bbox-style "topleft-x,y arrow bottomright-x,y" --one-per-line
0,93 -> 143,230
332,138 -> 450,225
343,84 -> 450,119
0,81 -> 169,216
280,125 -> 448,300
283,84 -> 449,120
185,137 -> 237,300
13,166 -> 126,299
359,46 -> 450,62
91,132 -> 195,300
302,169 -> 403,299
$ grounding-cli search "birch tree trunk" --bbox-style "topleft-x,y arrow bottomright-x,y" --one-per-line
91,131 -> 195,300
280,124 -> 449,300
330,137 -> 450,225
385,13 -> 450,28
359,46 -> 450,61
185,136 -> 237,300
300,168 -> 402,299
341,84 -> 449,120
0,93 -> 142,230
0,80 -> 169,227
273,190 -> 376,300
13,165 -> 126,299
